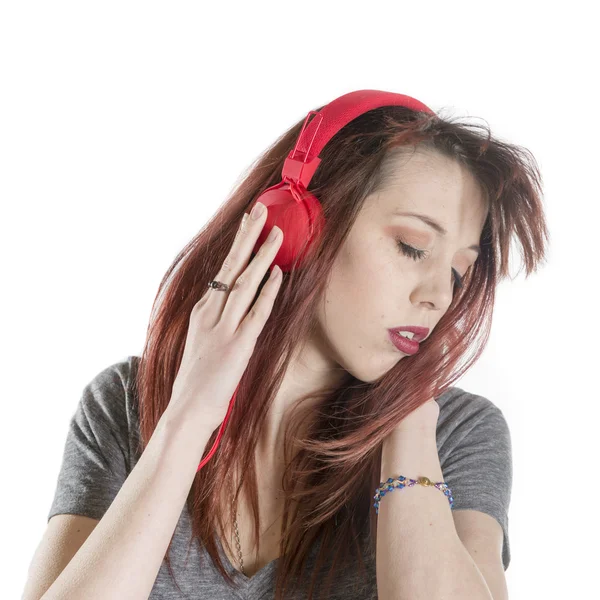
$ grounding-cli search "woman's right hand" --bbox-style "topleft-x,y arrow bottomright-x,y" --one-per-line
167,201 -> 284,433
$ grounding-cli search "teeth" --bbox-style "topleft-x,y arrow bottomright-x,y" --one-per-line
397,331 -> 414,340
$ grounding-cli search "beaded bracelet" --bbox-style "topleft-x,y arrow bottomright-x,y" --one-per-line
373,475 -> 454,514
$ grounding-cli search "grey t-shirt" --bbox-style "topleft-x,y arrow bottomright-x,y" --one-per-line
47,356 -> 512,599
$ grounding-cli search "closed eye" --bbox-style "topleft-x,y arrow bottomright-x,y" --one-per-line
396,239 -> 464,289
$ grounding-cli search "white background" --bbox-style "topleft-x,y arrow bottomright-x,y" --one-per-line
2,1 -> 598,598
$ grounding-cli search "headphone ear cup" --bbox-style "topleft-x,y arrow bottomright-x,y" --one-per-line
252,183 -> 325,272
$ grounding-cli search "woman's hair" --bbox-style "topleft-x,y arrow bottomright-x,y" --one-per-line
133,103 -> 549,599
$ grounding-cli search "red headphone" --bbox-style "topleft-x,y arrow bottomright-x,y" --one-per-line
197,89 -> 436,472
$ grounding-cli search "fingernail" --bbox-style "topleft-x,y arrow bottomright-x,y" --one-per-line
251,202 -> 265,220
267,226 -> 280,241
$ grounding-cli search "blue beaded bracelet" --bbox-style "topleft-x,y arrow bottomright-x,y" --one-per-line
374,476 -> 454,514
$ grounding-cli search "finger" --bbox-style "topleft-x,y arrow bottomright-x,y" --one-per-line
219,220 -> 283,330
237,260 -> 283,340
196,212 -> 248,303
203,203 -> 269,322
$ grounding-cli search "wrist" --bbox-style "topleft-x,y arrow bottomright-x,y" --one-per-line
159,402 -> 218,448
391,399 -> 439,436
381,427 -> 443,482
384,418 -> 438,450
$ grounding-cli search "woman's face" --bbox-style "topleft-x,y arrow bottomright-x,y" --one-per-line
313,148 -> 488,383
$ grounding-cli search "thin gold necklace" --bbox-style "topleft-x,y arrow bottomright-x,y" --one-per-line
232,497 -> 246,576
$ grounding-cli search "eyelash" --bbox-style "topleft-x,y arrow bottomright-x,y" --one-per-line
396,239 -> 464,289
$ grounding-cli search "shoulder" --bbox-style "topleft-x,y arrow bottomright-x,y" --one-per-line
434,386 -> 511,452
436,385 -> 503,418
47,357 -> 142,522
85,355 -> 135,393
82,355 -> 137,405
77,355 -> 141,440
435,386 -> 508,428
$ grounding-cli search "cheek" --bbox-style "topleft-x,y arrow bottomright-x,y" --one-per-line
331,246 -> 374,308
320,247 -> 393,340
315,249 -> 406,381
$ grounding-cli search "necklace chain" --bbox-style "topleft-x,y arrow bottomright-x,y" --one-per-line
231,497 -> 245,576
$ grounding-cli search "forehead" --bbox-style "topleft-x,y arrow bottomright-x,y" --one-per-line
370,148 -> 488,225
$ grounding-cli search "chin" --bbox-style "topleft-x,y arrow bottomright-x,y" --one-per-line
342,352 -> 400,384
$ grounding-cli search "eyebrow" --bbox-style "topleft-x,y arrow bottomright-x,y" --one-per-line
392,210 -> 481,256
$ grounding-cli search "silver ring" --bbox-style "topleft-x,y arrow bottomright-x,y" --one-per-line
207,279 -> 230,292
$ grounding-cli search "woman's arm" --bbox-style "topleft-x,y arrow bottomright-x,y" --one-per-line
376,426 -> 494,600
39,405 -> 214,600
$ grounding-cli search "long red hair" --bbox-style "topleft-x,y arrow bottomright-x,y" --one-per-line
133,103 -> 549,599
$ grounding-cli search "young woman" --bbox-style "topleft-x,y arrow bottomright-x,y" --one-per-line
24,90 -> 548,600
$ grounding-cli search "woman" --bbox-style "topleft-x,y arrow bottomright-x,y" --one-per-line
25,90 -> 548,599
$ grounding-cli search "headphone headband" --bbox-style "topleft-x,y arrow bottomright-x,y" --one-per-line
283,89 -> 436,186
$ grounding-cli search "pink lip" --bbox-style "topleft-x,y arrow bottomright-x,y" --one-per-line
389,325 -> 429,342
387,326 -> 430,356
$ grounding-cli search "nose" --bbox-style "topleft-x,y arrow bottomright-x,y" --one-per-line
411,266 -> 455,312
